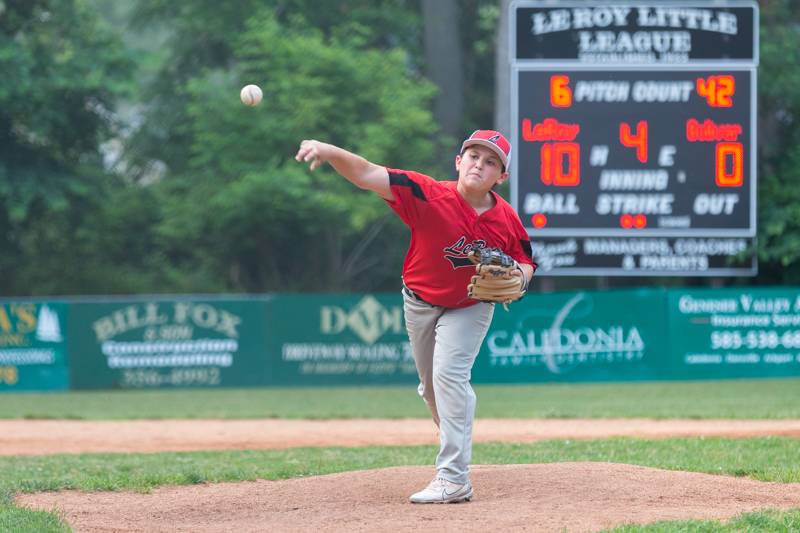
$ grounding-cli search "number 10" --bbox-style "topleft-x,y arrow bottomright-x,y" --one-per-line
540,143 -> 580,186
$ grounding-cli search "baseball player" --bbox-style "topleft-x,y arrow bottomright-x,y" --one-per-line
295,130 -> 536,503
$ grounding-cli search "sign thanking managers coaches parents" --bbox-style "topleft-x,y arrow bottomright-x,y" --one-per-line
69,297 -> 270,389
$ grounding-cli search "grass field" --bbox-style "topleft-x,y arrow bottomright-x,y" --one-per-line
3,378 -> 800,532
3,378 -> 800,420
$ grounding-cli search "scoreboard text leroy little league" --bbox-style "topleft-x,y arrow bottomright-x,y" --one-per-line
509,1 -> 758,276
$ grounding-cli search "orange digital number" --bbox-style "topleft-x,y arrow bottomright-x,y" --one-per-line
696,75 -> 735,107
619,121 -> 648,163
540,142 -> 580,186
550,75 -> 572,108
716,142 -> 743,186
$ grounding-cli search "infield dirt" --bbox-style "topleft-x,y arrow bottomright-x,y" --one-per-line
3,418 -> 800,455
10,418 -> 800,532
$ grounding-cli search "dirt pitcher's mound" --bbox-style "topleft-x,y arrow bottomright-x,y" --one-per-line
17,463 -> 800,533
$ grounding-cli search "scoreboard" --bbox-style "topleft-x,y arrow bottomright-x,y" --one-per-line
517,69 -> 754,235
510,1 -> 759,276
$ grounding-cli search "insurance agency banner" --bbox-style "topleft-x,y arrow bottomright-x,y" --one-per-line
668,287 -> 800,378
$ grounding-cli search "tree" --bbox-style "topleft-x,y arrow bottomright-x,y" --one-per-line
125,0 -> 424,181
494,0 -> 512,135
421,0 -> 504,176
146,9 -> 438,292
422,0 -> 464,144
0,0 -> 134,295
755,0 -> 800,284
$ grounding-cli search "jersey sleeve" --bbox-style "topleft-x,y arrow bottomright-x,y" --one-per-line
383,169 -> 443,226
505,206 -> 537,271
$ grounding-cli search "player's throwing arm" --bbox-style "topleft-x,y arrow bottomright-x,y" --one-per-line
295,140 -> 392,200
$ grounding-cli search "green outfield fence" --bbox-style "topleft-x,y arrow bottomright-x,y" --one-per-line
2,287 -> 799,391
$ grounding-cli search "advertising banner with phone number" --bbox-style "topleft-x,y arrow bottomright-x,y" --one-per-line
668,287 -> 800,378
68,297 -> 270,389
0,301 -> 69,391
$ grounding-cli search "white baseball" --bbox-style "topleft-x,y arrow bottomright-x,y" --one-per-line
240,84 -> 262,106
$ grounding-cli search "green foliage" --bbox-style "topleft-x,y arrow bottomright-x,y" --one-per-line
2,1 -> 435,295
126,0 -> 424,178
149,9 -> 437,292
756,0 -> 800,282
460,0 -> 502,134
0,0 -> 134,295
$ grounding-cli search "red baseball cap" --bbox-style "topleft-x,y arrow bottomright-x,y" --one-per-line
460,130 -> 512,168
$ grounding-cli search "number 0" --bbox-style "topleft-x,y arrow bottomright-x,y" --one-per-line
716,142 -> 743,187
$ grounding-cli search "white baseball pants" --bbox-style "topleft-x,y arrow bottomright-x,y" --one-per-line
402,288 -> 495,484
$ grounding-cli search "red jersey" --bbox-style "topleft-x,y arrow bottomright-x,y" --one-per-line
385,168 -> 535,308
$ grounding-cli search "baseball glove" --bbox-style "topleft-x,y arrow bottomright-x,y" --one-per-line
467,248 -> 527,306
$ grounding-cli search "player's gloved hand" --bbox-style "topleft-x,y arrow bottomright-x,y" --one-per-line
466,248 -> 527,307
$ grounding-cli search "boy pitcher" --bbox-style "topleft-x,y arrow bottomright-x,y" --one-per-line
295,130 -> 536,503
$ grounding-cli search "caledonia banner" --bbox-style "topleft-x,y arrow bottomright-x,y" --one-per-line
474,289 -> 670,382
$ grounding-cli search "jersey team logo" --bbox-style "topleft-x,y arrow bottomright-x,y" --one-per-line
443,237 -> 487,269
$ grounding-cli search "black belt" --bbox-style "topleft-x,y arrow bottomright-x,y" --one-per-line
403,284 -> 433,306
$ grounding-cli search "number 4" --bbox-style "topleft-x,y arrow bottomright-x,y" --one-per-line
620,121 -> 648,163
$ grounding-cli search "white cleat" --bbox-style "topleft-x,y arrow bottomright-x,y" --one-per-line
409,477 -> 473,504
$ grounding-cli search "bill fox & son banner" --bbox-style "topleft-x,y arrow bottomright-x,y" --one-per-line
68,297 -> 270,389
